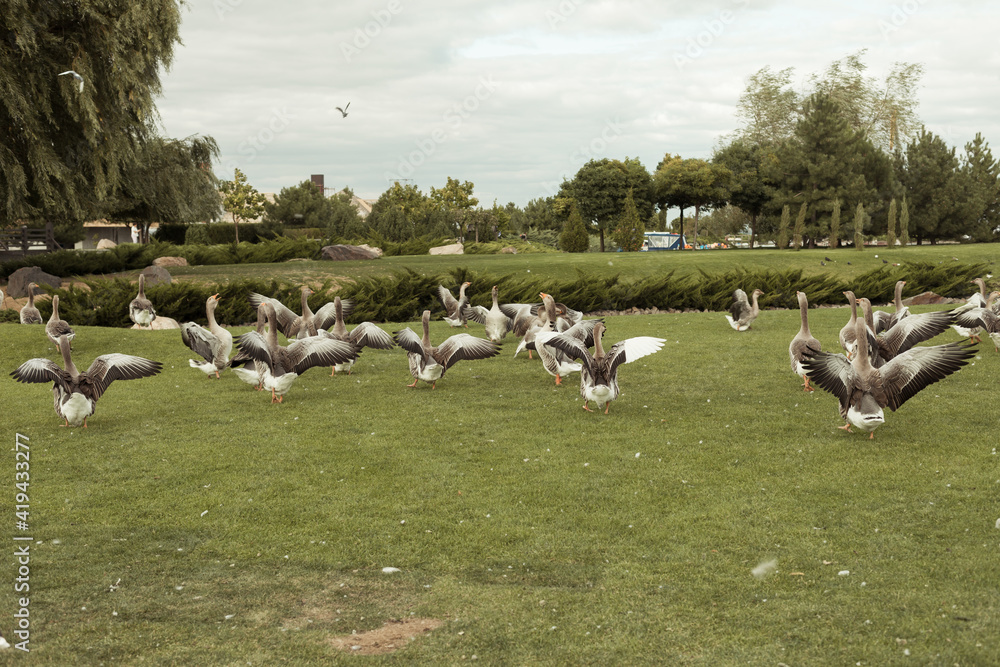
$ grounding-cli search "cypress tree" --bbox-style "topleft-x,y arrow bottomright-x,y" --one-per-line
886,198 -> 897,247
792,202 -> 806,250
777,204 -> 790,249
900,194 -> 910,247
611,189 -> 645,251
829,199 -> 841,249
853,202 -> 866,250
559,203 -> 590,252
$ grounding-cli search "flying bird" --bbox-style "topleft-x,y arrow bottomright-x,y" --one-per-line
335,102 -> 350,117
58,70 -> 84,92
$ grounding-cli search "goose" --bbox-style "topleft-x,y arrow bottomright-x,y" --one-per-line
464,286 -> 513,343
952,279 -> 993,341
11,335 -> 162,427
320,296 -> 395,375
248,287 -> 317,339
393,310 -> 499,388
230,305 -> 269,389
872,280 -> 909,334
966,278 -> 989,308
235,303 -> 356,403
953,291 -> 1000,352
858,297 -> 954,366
181,294 -> 233,378
802,318 -> 975,439
726,288 -> 763,331
789,291 -> 822,392
504,302 -> 544,358
532,293 -> 601,385
839,291 -> 871,360
45,295 -> 75,346
128,273 -> 156,329
438,282 -> 472,327
543,320 -> 665,413
19,283 -> 43,324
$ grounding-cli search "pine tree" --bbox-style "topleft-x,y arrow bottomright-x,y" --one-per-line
853,202 -> 866,250
559,203 -> 590,253
1,0 -> 184,237
611,189 -> 645,251
792,202 -> 807,250
900,194 -> 910,247
829,199 -> 841,249
777,204 -> 790,249
220,168 -> 267,244
886,198 -> 897,247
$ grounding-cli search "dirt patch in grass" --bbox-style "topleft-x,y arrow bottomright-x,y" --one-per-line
328,618 -> 443,655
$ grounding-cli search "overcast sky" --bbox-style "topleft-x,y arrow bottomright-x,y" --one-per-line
156,0 -> 1000,206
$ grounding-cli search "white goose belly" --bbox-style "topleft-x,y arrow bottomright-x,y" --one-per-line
847,404 -> 884,433
60,392 -> 94,427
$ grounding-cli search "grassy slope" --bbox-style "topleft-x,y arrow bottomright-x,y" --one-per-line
161,243 -> 999,287
2,248 -> 999,664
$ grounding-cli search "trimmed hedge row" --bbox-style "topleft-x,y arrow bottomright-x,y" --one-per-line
19,262 -> 989,328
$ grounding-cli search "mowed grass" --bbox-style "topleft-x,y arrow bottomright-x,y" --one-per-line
2,289 -> 999,664
158,243 -> 999,287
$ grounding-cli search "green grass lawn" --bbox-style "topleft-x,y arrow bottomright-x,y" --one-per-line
2,248 -> 999,664
160,243 -> 999,288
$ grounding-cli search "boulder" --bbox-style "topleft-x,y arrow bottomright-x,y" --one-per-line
140,265 -> 172,286
7,266 -> 62,297
132,316 -> 180,330
500,246 -> 518,254
429,243 -> 464,256
358,243 -> 383,258
97,239 -> 117,250
902,291 -> 965,306
320,244 -> 381,261
153,256 -> 189,268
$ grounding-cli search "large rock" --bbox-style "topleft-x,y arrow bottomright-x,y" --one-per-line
131,316 -> 180,330
140,265 -> 172,286
153,256 -> 189,268
358,243 -> 383,258
429,243 -> 464,256
97,239 -> 117,250
320,244 -> 381,261
7,267 -> 62,297
902,291 -> 966,306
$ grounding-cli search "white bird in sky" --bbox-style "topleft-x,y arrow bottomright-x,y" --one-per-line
58,70 -> 84,93
335,102 -> 350,117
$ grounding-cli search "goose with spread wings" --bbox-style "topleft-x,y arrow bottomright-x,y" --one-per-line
438,282 -> 472,327
463,285 -> 513,343
532,293 -> 602,385
543,320 -> 664,413
953,290 -> 1000,351
394,310 -> 499,388
248,287 -> 320,340
11,335 -> 162,427
320,296 -> 395,375
236,303 -> 357,403
726,288 -> 763,331
181,294 -> 233,378
801,318 -> 975,439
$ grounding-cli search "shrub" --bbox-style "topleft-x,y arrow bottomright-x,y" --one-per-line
184,224 -> 211,245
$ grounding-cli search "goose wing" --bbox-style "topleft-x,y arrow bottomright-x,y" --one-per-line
248,293 -> 299,337
879,309 -> 954,358
541,333 -> 593,369
434,334 -> 499,369
84,354 -> 163,400
605,336 -> 667,374
181,322 -> 221,363
393,327 -> 425,356
438,285 -> 459,314
313,299 -> 355,331
235,331 -> 273,365
953,308 -> 989,330
348,322 -> 396,350
284,337 -> 356,374
800,351 -> 853,411
878,342 -> 976,411
562,319 -> 602,347
729,289 -> 750,321
10,358 -> 73,393
462,304 -> 490,325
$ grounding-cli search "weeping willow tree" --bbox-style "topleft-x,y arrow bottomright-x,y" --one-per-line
0,0 -> 184,242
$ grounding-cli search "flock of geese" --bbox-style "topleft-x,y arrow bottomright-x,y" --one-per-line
782,278 -> 999,439
5,275 -> 996,432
